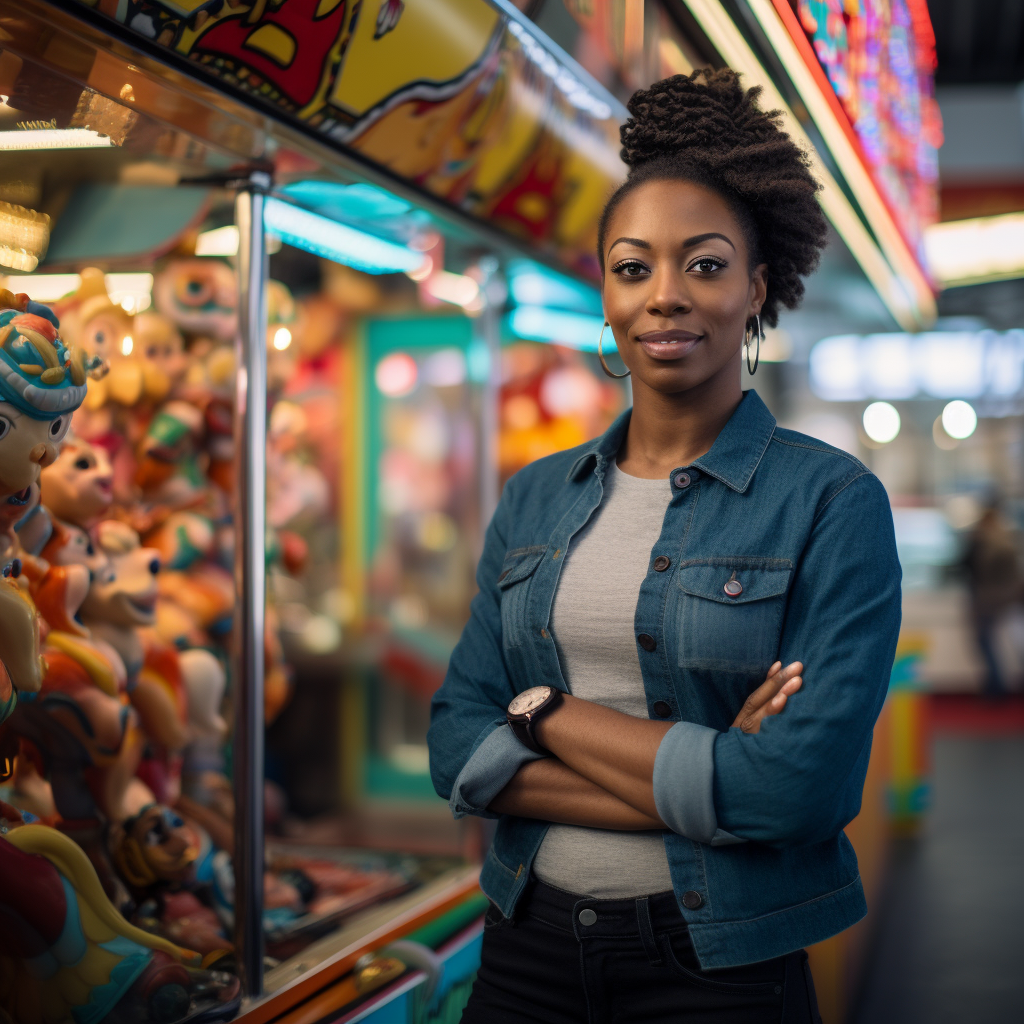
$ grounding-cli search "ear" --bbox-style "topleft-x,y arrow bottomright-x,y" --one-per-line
749,264 -> 768,316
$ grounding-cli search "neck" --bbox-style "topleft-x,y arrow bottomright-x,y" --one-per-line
618,358 -> 743,478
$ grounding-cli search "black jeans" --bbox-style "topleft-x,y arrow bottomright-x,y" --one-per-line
461,881 -> 822,1024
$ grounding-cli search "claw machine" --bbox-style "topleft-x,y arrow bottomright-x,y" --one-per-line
0,0 -> 625,1020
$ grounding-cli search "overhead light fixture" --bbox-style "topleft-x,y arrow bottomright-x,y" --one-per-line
0,128 -> 113,151
809,329 -> 1024,401
263,197 -> 426,275
924,212 -> 1024,287
507,260 -> 602,316
941,400 -> 977,440
508,306 -> 605,351
863,402 -> 901,444
195,224 -> 282,257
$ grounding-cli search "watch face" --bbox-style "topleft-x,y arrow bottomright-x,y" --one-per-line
509,686 -> 551,716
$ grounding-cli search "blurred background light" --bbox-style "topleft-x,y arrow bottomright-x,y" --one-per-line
941,400 -> 978,440
924,212 -> 1024,286
0,128 -> 113,150
809,330 -> 1024,401
264,197 -> 426,275
507,260 -> 602,316
273,327 -> 292,351
423,271 -> 481,310
196,223 -> 282,256
508,306 -> 605,351
374,352 -> 418,397
863,401 -> 901,444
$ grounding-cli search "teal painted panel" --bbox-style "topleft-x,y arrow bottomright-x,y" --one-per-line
44,185 -> 210,264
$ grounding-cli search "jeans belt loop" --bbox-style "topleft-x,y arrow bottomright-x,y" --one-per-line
635,896 -> 663,966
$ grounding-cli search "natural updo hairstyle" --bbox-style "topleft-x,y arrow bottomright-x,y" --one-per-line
598,68 -> 828,327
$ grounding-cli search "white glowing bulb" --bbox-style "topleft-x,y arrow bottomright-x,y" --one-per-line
273,327 -> 293,351
863,401 -> 900,444
121,335 -> 134,356
941,400 -> 977,440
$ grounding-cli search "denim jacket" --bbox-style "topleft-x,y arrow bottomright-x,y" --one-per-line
428,390 -> 901,968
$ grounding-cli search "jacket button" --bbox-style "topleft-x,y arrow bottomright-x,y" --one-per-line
672,471 -> 692,489
723,578 -> 743,597
637,633 -> 657,652
681,891 -> 704,910
653,555 -> 671,572
653,700 -> 672,717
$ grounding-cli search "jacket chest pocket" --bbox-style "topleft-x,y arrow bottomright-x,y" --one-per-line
675,558 -> 792,673
497,546 -> 547,650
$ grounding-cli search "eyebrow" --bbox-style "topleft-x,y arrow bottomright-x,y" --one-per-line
607,231 -> 736,254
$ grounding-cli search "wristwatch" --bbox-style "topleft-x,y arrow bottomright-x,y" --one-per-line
507,685 -> 562,754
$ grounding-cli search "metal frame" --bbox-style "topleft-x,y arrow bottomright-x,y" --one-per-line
232,173 -> 272,998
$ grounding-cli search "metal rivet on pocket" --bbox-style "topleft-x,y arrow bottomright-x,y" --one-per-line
681,890 -> 704,910
724,578 -> 743,597
578,909 -> 597,926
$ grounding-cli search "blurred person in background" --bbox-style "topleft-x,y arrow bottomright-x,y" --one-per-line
963,500 -> 1021,697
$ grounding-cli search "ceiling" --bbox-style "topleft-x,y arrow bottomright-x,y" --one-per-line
928,0 -> 1024,84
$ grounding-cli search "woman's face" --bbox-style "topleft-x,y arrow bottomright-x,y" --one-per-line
601,179 -> 767,396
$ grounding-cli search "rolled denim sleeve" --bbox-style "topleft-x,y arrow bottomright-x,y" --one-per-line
429,477 -> 523,812
448,723 -> 545,819
653,722 -> 745,846
712,472 -> 901,847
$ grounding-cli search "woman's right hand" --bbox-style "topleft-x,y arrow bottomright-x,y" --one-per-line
731,661 -> 803,734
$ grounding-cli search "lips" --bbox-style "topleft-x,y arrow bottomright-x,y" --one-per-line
128,594 -> 157,616
636,329 -> 703,361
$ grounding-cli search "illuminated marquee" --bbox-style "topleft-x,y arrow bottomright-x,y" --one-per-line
784,0 -> 942,264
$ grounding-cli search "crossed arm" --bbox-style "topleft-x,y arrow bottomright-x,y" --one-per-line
489,661 -> 803,830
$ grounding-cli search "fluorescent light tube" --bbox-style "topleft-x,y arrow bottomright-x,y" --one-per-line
924,212 -> 1024,286
509,305 -> 605,351
0,129 -> 113,151
263,197 -> 425,275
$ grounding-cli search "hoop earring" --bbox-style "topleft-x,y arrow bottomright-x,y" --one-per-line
597,322 -> 630,379
744,315 -> 761,376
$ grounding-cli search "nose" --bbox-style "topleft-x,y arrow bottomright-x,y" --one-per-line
646,267 -> 692,318
30,443 -> 58,467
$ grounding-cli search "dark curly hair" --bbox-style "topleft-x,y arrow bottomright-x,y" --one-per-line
598,68 -> 828,327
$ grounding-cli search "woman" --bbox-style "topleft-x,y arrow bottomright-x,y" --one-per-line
429,69 -> 901,1023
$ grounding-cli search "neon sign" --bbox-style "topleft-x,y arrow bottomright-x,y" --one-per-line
791,1 -> 942,264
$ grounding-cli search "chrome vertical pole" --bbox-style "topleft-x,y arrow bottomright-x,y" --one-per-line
232,171 -> 270,998
475,258 -> 504,546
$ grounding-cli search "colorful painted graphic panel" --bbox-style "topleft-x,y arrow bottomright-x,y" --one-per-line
75,0 -> 624,279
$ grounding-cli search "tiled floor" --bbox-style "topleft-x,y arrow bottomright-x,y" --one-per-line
853,733 -> 1024,1023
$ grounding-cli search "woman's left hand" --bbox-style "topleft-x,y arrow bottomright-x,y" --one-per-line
730,661 -> 803,734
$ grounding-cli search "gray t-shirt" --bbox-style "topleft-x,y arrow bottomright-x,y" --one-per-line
532,462 -> 675,898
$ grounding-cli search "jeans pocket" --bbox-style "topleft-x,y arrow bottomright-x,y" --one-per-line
661,932 -> 784,997
483,902 -> 509,931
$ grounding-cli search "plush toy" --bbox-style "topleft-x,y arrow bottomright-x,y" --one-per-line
153,258 -> 237,344
39,436 -> 114,530
0,292 -> 88,721
0,823 -> 240,1024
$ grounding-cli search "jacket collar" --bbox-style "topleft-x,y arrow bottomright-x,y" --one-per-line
568,389 -> 776,494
